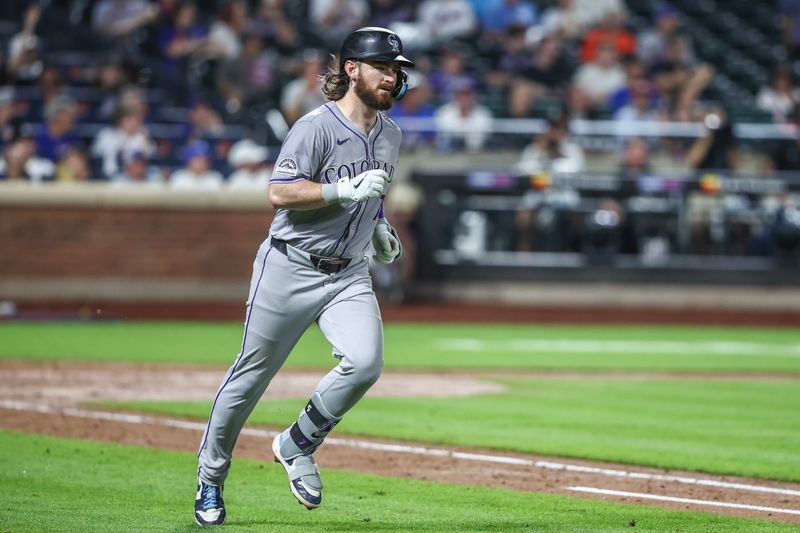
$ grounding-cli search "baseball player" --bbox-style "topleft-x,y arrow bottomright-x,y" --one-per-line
194,27 -> 413,526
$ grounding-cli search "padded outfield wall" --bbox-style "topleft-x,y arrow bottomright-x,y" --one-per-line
1,182 -> 800,325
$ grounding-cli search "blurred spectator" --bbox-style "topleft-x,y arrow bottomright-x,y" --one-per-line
613,80 -> 661,134
686,108 -> 739,171
111,147 -> 163,186
169,140 -> 224,189
208,0 -> 250,60
474,0 -> 537,37
661,33 -> 696,69
0,138 -> 54,182
55,149 -> 91,183
514,186 -> 581,252
91,105 -> 156,179
251,0 -> 310,55
535,0 -> 581,41
781,0 -> 800,62
7,4 -> 43,85
309,0 -> 369,48
428,42 -> 473,104
216,33 -> 280,113
517,113 -> 585,174
608,56 -> 648,113
649,59 -> 713,122
280,49 -> 326,126
580,10 -> 635,63
570,43 -> 626,117
370,0 -> 417,29
90,59 -> 133,120
0,87 -> 24,151
387,71 -> 437,149
183,98 -> 224,142
417,0 -> 478,45
637,4 -> 695,69
226,139 -> 270,189
571,0 -> 627,34
675,62 -> 715,122
117,85 -> 150,122
34,95 -> 82,164
766,136 -> 800,173
156,2 -> 224,101
756,66 -> 800,123
494,24 -> 530,81
508,35 -> 572,118
649,61 -> 685,115
764,107 -> 800,172
434,76 -> 493,152
36,66 -> 66,109
91,0 -> 160,47
618,137 -> 651,180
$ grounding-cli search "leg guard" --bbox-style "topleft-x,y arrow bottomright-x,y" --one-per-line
279,392 -> 342,459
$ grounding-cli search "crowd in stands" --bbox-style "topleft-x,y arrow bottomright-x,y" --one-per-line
0,0 -> 797,188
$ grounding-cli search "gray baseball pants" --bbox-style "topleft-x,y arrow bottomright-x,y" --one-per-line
197,237 -> 383,485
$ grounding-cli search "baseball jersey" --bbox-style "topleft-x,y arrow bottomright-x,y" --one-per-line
269,102 -> 402,258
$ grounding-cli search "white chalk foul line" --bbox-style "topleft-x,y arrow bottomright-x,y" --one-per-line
435,338 -> 800,358
2,400 -> 800,499
566,486 -> 800,516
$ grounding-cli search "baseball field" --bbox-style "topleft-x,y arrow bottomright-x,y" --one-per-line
1,320 -> 799,532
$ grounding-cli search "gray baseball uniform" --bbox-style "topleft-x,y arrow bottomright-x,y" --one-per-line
197,102 -> 401,486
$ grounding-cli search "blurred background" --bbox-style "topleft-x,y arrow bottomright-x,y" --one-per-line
1,0 -> 799,323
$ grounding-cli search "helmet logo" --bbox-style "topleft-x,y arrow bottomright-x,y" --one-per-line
387,34 -> 400,53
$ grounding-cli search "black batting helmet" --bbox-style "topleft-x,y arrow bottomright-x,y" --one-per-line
339,27 -> 414,100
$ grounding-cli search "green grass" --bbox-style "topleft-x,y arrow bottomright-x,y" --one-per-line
2,321 -> 800,371
104,377 -> 800,483
1,430 -> 795,533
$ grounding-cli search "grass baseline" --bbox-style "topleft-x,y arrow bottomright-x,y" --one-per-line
0,429 -> 796,533
1,321 -> 800,372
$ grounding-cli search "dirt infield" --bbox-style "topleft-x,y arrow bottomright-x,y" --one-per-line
1,360 -> 799,524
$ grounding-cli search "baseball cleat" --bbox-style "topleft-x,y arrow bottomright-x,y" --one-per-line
272,433 -> 323,509
194,479 -> 226,526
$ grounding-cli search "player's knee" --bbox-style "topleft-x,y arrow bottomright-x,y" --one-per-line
351,354 -> 383,387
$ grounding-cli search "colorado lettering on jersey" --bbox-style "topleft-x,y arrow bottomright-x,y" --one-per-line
322,159 -> 395,183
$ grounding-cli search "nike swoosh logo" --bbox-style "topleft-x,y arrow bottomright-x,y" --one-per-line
353,177 -> 364,189
336,137 -> 350,145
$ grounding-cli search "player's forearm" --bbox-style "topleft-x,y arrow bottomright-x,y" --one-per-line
269,170 -> 388,210
268,181 -> 330,211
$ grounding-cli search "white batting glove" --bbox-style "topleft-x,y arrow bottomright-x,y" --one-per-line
372,220 -> 402,264
337,170 -> 389,202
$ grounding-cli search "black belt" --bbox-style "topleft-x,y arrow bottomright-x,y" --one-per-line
271,237 -> 352,274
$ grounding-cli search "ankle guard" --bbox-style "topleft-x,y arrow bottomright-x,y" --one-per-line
281,393 -> 341,459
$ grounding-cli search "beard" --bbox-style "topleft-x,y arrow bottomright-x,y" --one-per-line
353,75 -> 394,111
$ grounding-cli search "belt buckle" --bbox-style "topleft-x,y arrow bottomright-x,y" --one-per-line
316,257 -> 340,273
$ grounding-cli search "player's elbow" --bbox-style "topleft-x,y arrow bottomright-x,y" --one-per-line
268,185 -> 290,209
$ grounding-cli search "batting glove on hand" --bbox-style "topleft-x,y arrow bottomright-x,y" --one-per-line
372,220 -> 402,264
337,170 -> 389,202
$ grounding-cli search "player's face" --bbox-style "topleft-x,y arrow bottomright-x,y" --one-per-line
353,61 -> 398,111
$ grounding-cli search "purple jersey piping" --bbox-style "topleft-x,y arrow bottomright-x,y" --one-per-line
332,202 -> 362,256
374,197 -> 385,220
341,114 -> 384,252
198,245 -> 272,457
269,176 -> 306,183
371,114 -> 384,159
